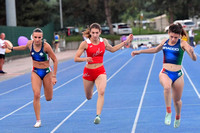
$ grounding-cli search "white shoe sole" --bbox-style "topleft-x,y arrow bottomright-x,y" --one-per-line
34,121 -> 41,128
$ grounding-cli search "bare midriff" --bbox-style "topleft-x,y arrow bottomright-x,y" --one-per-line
33,60 -> 50,69
86,63 -> 103,69
163,63 -> 182,71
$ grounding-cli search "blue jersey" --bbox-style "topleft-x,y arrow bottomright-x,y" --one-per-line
162,39 -> 184,65
54,35 -> 59,42
30,42 -> 49,62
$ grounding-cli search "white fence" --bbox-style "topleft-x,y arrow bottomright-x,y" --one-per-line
131,34 -> 168,49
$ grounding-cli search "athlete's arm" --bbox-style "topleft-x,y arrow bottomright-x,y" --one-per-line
6,40 -> 31,51
105,34 -> 133,53
181,40 -> 197,61
45,42 -> 58,76
74,41 -> 93,62
131,39 -> 166,56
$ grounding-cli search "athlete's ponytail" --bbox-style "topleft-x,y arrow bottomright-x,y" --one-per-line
82,28 -> 90,38
177,23 -> 187,37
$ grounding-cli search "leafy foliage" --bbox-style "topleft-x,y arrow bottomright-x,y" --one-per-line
16,0 -> 51,27
0,0 -> 200,29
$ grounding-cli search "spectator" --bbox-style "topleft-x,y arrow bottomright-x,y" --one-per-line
54,32 -> 60,52
0,33 -> 7,74
188,28 -> 195,47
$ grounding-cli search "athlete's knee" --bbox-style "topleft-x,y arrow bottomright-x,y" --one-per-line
164,86 -> 171,93
174,99 -> 182,105
34,92 -> 41,100
86,95 -> 92,100
46,97 -> 52,101
98,89 -> 105,96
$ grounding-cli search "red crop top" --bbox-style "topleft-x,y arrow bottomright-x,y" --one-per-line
86,37 -> 105,64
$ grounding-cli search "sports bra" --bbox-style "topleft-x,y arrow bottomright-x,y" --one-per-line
86,37 -> 105,64
30,41 -> 49,62
162,39 -> 184,65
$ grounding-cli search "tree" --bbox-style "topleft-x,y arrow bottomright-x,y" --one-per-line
16,0 -> 51,27
104,0 -> 113,34
0,0 -> 6,25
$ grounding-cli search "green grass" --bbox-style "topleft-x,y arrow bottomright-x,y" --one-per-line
194,30 -> 200,44
132,27 -> 165,35
65,35 -> 83,42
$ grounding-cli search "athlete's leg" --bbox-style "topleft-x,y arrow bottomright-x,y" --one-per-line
159,72 -> 173,125
172,75 -> 184,117
95,74 -> 107,115
159,72 -> 173,110
172,75 -> 184,128
83,78 -> 95,100
93,74 -> 107,124
0,58 -> 3,71
31,72 -> 42,121
43,72 -> 53,101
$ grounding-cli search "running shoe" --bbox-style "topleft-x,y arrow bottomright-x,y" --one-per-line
165,112 -> 172,125
94,115 -> 101,124
34,120 -> 41,128
174,119 -> 181,128
0,70 -> 6,74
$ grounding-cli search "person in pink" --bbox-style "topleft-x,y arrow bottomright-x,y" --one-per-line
74,23 -> 133,124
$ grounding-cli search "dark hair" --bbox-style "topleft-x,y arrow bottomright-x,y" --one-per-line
82,23 -> 101,38
168,23 -> 186,37
33,28 -> 43,33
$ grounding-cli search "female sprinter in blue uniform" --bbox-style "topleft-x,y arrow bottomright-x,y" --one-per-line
74,23 -> 133,124
131,23 -> 197,128
6,28 -> 58,128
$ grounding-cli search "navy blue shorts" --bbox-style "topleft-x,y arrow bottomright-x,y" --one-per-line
0,54 -> 5,59
161,68 -> 183,83
32,67 -> 52,80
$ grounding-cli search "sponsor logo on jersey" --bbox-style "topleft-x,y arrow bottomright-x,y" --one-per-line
163,46 -> 179,51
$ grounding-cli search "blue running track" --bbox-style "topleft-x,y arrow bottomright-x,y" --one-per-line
0,46 -> 200,133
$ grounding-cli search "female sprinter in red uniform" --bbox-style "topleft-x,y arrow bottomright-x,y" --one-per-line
74,23 -> 133,124
131,23 -> 196,128
6,28 -> 58,128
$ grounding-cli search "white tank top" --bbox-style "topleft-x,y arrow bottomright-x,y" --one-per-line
0,39 -> 6,55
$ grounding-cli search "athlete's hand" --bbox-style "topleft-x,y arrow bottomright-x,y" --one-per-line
125,34 -> 134,44
52,77 -> 57,85
86,57 -> 93,62
131,50 -> 141,57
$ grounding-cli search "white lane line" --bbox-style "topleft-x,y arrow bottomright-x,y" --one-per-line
50,57 -> 134,133
195,52 -> 200,57
0,50 -> 128,120
182,66 -> 200,99
0,63 -> 82,96
0,50 -> 127,96
0,82 -> 31,96
131,54 -> 156,133
0,74 -> 82,121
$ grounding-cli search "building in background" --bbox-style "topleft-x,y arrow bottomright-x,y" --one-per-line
151,14 -> 169,32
